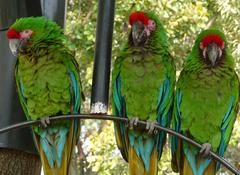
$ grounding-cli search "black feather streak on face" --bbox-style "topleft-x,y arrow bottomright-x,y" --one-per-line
200,42 -> 224,67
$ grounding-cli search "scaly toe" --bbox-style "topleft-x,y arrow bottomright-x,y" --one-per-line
200,143 -> 212,157
146,121 -> 150,130
129,117 -> 139,129
146,120 -> 158,134
40,117 -> 50,128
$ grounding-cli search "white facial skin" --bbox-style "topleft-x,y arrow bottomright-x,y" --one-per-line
20,29 -> 33,40
144,20 -> 156,36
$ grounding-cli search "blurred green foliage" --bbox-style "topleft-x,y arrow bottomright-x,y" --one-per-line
65,0 -> 240,174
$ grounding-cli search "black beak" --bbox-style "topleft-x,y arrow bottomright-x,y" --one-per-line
9,39 -> 25,56
204,43 -> 222,66
132,21 -> 147,46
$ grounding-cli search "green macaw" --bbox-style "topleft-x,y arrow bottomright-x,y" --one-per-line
171,29 -> 239,175
112,11 -> 175,175
6,17 -> 82,175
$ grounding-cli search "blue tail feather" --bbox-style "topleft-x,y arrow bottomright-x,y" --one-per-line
40,126 -> 69,168
40,133 -> 54,167
129,132 -> 154,172
56,128 -> 68,167
184,144 -> 212,175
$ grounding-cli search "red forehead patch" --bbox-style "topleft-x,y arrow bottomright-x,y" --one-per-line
200,35 -> 224,49
6,29 -> 20,39
129,11 -> 149,26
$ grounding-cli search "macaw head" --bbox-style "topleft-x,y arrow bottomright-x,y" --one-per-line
6,17 -> 62,56
128,11 -> 157,47
197,30 -> 225,67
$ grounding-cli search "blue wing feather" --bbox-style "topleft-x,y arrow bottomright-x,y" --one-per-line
113,73 -> 129,161
156,77 -> 174,159
171,89 -> 182,157
217,96 -> 235,170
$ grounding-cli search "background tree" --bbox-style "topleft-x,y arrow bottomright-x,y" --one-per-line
65,0 -> 240,174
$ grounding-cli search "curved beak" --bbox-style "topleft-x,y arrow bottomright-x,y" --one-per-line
9,39 -> 24,56
132,21 -> 146,46
205,43 -> 221,66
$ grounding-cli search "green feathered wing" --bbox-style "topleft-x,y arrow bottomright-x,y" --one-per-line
12,17 -> 82,175
112,12 -> 175,175
171,29 -> 239,175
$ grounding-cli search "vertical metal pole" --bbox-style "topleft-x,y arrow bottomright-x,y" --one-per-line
41,0 -> 67,28
90,0 -> 116,114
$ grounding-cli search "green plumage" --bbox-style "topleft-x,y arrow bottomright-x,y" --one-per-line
10,17 -> 82,175
17,52 -> 72,121
171,29 -> 239,175
112,12 -> 175,121
112,12 -> 175,175
119,54 -> 171,121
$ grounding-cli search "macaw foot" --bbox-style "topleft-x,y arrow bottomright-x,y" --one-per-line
129,117 -> 139,129
146,120 -> 158,135
40,117 -> 50,128
199,143 -> 212,157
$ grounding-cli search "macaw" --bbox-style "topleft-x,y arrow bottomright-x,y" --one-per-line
171,29 -> 239,175
112,11 -> 175,175
6,17 -> 82,175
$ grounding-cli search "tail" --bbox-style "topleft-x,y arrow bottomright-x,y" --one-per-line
181,156 -> 216,175
173,139 -> 216,175
38,143 -> 69,175
34,120 -> 79,175
114,122 -> 159,175
129,145 -> 158,175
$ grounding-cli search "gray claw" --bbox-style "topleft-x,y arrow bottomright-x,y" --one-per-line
146,120 -> 158,134
200,143 -> 212,157
40,117 -> 50,128
129,117 -> 139,129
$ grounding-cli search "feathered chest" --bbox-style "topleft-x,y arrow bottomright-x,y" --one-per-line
120,55 -> 166,90
178,67 -> 235,125
16,54 -> 71,119
118,55 -> 168,119
17,55 -> 70,91
182,67 -> 233,89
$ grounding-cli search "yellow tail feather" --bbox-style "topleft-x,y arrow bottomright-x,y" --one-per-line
129,145 -> 158,175
201,161 -> 216,175
182,156 -> 194,175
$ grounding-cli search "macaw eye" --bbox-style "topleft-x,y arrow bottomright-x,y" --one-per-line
20,29 -> 33,39
151,21 -> 155,27
147,20 -> 156,32
148,20 -> 155,27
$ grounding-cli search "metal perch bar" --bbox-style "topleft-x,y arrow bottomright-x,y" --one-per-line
0,114 -> 239,174
0,27 -> 9,31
